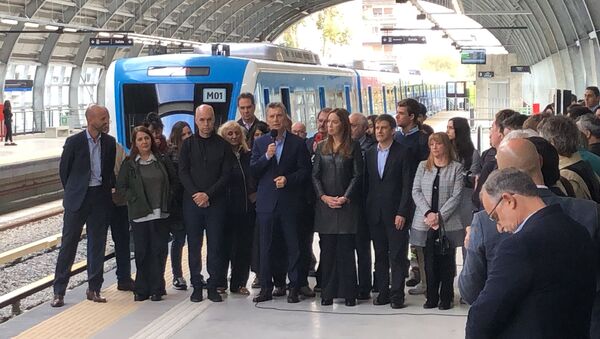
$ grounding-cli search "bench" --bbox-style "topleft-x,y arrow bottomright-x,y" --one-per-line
45,126 -> 69,138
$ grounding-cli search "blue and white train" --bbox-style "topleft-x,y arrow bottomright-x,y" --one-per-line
105,43 -> 442,148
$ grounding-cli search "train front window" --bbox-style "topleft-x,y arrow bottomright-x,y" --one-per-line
121,83 -> 232,148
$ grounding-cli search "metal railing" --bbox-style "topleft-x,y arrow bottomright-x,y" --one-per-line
5,105 -> 88,135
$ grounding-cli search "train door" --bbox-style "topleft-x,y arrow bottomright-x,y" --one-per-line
281,87 -> 291,115
305,90 -> 318,133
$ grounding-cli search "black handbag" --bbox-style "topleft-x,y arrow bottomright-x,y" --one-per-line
434,219 -> 451,256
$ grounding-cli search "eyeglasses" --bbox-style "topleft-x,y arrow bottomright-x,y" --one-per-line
487,198 -> 504,222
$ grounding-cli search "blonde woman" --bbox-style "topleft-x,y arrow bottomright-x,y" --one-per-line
411,132 -> 464,310
218,121 -> 257,295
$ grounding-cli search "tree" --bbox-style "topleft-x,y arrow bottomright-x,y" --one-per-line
316,7 -> 350,58
281,22 -> 300,48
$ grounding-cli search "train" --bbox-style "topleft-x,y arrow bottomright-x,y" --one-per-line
105,43 -> 444,148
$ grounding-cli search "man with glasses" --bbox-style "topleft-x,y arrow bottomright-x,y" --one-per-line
460,137 -> 600,337
466,167 -> 596,338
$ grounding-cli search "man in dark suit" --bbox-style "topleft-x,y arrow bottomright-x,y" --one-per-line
51,105 -> 116,307
236,92 -> 268,147
365,114 -> 414,309
466,168 -> 597,338
461,138 -> 600,337
350,113 -> 375,299
250,102 -> 311,303
306,108 -> 332,157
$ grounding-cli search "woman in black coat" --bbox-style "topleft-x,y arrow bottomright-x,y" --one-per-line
3,100 -> 14,145
312,108 -> 363,306
218,121 -> 257,295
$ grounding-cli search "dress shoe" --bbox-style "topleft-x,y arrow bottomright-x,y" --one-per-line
50,294 -> 64,307
172,277 -> 188,290
390,296 -> 406,309
207,288 -> 223,302
357,291 -> 371,300
321,298 -> 333,306
251,276 -> 260,289
406,277 -> 420,287
273,286 -> 286,297
287,288 -> 300,303
117,280 -> 135,291
86,289 -> 107,303
423,300 -> 438,309
299,286 -> 315,298
150,294 -> 162,301
134,293 -> 149,302
373,294 -> 390,306
408,283 -> 426,295
438,301 -> 453,310
345,298 -> 356,307
190,288 -> 203,302
231,286 -> 251,295
252,291 -> 273,303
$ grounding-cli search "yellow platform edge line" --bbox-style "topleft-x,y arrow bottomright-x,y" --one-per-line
14,246 -> 192,339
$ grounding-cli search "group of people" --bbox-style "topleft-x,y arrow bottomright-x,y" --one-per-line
49,90 -> 599,337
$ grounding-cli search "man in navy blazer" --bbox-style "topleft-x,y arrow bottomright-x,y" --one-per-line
52,105 -> 116,307
466,168 -> 596,338
250,102 -> 310,303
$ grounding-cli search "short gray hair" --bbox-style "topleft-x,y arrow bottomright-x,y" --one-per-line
537,115 -> 580,156
576,113 -> 600,138
499,129 -> 539,147
266,102 -> 287,116
483,168 -> 539,201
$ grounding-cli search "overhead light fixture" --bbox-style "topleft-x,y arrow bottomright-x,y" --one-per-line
112,34 -> 124,38
1,18 -> 19,25
183,42 -> 192,47
416,13 -> 427,20
63,27 -> 77,33
45,24 -> 59,30
99,32 -> 111,37
24,22 -> 40,28
442,33 -> 449,38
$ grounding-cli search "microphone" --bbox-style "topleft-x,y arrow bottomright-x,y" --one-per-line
270,129 -> 278,142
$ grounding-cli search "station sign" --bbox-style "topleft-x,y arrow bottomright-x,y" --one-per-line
511,65 -> 531,73
89,37 -> 134,47
478,71 -> 494,78
4,79 -> 33,92
381,36 -> 427,45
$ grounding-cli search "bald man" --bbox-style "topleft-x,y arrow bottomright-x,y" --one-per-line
291,122 -> 307,139
349,113 -> 375,155
459,138 -> 600,324
52,105 -> 116,307
179,104 -> 236,303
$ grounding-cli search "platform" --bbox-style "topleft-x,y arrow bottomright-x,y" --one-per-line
0,243 -> 468,339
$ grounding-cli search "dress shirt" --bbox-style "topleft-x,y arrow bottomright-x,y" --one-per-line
377,142 -> 391,178
86,129 -> 102,187
275,131 -> 287,163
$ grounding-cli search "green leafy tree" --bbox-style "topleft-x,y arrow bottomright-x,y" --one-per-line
316,7 -> 350,57
281,22 -> 300,48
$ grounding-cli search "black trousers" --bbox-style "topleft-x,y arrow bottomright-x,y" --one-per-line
4,120 -> 13,142
183,198 -> 225,289
369,218 -> 409,299
320,234 -> 358,300
251,217 -> 286,287
169,225 -> 186,279
131,219 -> 169,296
223,210 -> 256,289
591,291 -> 600,339
355,221 -> 372,294
257,206 -> 300,290
54,187 -> 109,295
109,204 -> 132,282
297,203 -> 315,287
424,230 -> 456,304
